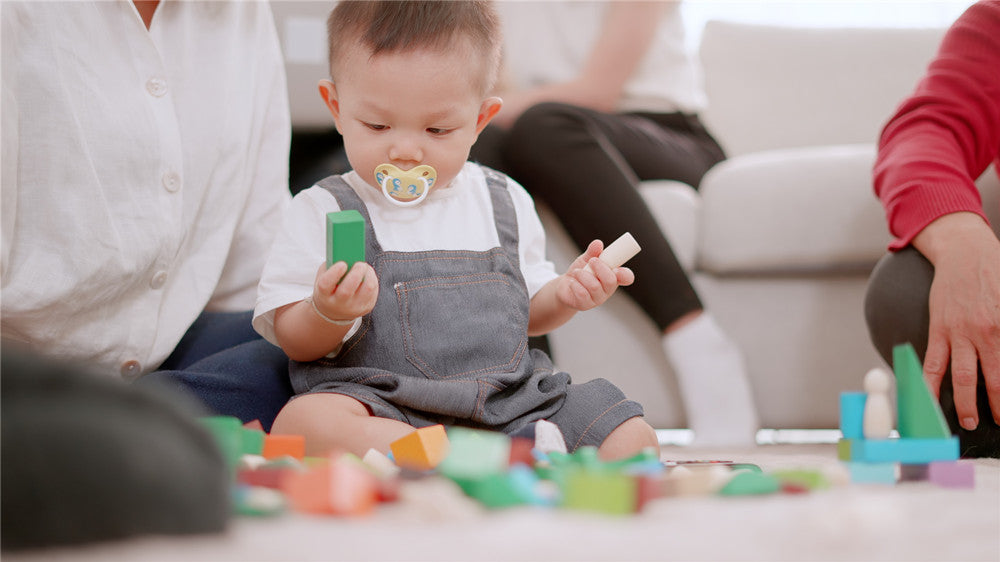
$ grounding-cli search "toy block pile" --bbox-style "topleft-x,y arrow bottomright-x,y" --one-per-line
837,343 -> 975,488
199,418 -> 841,520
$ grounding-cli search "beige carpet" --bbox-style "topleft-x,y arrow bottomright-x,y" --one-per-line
8,444 -> 999,562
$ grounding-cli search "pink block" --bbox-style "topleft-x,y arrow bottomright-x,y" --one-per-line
928,461 -> 975,488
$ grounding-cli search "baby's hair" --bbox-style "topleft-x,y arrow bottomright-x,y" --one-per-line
327,0 -> 501,93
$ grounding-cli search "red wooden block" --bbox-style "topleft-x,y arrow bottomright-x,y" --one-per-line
508,437 -> 534,467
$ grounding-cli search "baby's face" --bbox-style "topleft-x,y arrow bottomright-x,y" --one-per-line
327,40 -> 497,194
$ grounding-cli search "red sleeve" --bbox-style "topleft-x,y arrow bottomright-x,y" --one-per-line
873,0 -> 1000,251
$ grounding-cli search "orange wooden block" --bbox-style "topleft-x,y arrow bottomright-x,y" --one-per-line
262,433 -> 306,460
390,424 -> 449,471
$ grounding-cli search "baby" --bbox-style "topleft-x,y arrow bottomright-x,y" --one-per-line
253,0 -> 657,460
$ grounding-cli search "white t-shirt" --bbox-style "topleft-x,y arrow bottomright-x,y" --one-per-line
253,163 -> 559,348
497,1 -> 706,114
1,1 -> 291,378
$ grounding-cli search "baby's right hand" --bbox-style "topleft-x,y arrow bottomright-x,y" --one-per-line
312,261 -> 379,323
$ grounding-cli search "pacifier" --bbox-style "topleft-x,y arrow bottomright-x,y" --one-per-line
374,164 -> 437,207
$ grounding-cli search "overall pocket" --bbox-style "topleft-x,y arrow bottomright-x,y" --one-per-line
395,272 -> 528,380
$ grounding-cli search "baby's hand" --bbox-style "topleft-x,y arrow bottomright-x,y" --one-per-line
555,240 -> 635,312
311,261 -> 379,323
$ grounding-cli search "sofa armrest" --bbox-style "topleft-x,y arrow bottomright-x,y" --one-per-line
698,144 -> 891,274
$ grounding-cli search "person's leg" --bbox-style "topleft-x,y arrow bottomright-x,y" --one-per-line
597,416 -> 659,461
502,103 -> 757,445
270,392 -> 416,457
865,248 -> 1000,458
140,311 -> 293,432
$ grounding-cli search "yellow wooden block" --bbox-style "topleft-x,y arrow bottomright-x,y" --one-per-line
390,424 -> 450,471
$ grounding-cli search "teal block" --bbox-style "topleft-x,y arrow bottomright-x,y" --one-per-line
893,343 -> 950,439
439,427 -> 511,479
718,471 -> 781,496
848,462 -> 898,484
840,392 -> 866,439
326,210 -> 366,270
851,437 -> 959,464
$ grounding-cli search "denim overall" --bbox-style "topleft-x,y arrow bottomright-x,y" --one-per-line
289,168 -> 643,450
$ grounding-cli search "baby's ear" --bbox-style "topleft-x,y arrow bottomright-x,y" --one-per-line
318,79 -> 341,130
475,96 -> 503,134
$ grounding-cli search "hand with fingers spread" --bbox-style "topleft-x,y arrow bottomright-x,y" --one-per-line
915,214 -> 1000,431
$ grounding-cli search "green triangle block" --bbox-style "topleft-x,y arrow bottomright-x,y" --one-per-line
893,343 -> 951,439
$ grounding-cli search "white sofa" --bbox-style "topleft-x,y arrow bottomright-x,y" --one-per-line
542,21 -> 1000,430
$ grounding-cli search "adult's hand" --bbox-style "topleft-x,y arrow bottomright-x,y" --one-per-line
914,212 -> 1000,429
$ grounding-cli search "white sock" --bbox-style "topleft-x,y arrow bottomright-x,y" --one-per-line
663,314 -> 759,447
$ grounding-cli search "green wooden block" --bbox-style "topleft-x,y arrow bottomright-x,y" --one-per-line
326,210 -> 366,269
561,467 -> 637,515
718,471 -> 781,496
439,427 -> 511,479
838,438 -> 854,461
241,427 -> 265,456
893,343 -> 951,439
772,469 -> 830,490
200,416 -> 243,472
454,466 -> 542,509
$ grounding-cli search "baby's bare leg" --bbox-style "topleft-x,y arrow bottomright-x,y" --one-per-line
270,393 -> 416,457
597,416 -> 659,461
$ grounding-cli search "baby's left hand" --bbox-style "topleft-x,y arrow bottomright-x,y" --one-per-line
556,240 -> 635,311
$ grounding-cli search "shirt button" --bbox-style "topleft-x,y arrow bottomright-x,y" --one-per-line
150,270 -> 167,290
162,171 -> 180,192
120,360 -> 142,380
146,77 -> 167,97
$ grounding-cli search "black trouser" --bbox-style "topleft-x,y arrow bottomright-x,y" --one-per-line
865,247 -> 1000,457
472,102 -> 725,332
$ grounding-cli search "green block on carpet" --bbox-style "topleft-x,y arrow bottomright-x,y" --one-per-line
326,210 -> 366,270
439,428 -> 511,479
561,467 -> 637,515
200,416 -> 243,471
718,471 -> 781,496
241,427 -> 265,456
893,343 -> 951,439
838,438 -> 854,461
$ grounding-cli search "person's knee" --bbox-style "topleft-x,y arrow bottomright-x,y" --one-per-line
864,248 -> 933,362
504,102 -> 590,163
597,417 -> 658,461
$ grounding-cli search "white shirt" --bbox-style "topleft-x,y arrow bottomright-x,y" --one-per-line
253,164 -> 558,349
1,1 -> 291,378
497,1 -> 706,114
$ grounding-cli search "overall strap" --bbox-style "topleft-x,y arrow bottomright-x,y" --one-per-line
482,166 -> 521,271
315,175 -> 384,256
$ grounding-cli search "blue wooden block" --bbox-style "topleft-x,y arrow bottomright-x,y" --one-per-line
848,462 -> 898,484
840,392 -> 866,439
851,436 -> 959,464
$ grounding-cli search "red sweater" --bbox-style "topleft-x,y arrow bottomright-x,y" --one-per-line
874,0 -> 1000,251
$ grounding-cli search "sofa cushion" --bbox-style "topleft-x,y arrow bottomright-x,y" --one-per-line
698,144 -> 891,274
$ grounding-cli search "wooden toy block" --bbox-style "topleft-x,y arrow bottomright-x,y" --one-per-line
328,456 -> 379,516
893,343 -> 951,439
899,464 -> 930,482
772,469 -> 829,491
635,474 -> 663,511
661,465 -> 732,497
283,466 -> 332,514
508,437 -> 535,467
438,427 -> 510,479
326,210 -> 366,269
850,436 -> 959,464
362,448 -> 401,480
262,433 -> 306,460
928,460 -> 975,488
584,232 -> 641,272
561,467 -> 637,515
200,415 -> 243,469
847,462 -> 898,484
453,467 -> 539,509
534,419 -> 568,454
243,419 -> 265,432
233,485 -> 286,517
390,424 -> 449,471
241,427 -> 265,456
237,467 -> 293,489
718,471 -> 781,496
837,438 -> 854,461
839,392 -> 866,439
